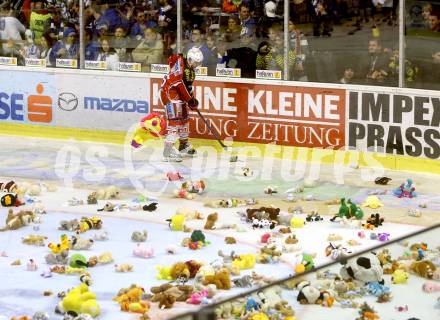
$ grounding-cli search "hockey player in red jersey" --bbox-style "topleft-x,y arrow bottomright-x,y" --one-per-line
159,47 -> 203,162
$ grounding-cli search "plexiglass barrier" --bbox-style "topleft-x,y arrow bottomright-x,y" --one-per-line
169,223 -> 440,320
0,0 -> 439,88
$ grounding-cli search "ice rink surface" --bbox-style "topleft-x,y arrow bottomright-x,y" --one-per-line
0,136 -> 439,319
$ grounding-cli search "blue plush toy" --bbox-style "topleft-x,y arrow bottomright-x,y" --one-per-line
366,281 -> 390,297
245,297 -> 260,312
393,179 -> 417,198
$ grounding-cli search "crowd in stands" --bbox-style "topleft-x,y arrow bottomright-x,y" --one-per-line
0,0 -> 439,89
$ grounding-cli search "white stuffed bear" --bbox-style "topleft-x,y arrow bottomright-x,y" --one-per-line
96,186 -> 120,200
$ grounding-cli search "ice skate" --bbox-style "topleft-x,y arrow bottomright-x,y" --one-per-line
163,144 -> 182,162
178,142 -> 197,157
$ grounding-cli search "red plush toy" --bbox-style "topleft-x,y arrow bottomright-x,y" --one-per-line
261,233 -> 271,244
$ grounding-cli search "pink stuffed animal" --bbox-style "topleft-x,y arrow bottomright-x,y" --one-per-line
422,282 -> 440,293
261,233 -> 271,244
167,172 -> 183,181
133,244 -> 154,259
187,289 -> 209,304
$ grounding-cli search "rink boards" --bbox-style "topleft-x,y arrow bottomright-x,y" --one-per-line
0,67 -> 439,174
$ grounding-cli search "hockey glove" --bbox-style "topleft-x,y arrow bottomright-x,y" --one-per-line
188,98 -> 199,110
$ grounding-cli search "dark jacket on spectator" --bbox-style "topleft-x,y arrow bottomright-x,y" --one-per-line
225,46 -> 257,78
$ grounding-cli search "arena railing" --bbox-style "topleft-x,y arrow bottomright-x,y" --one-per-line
0,1 -> 439,90
168,223 -> 440,320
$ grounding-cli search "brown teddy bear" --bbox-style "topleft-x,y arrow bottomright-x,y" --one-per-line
150,284 -> 193,302
377,249 -> 399,274
279,227 -> 292,234
225,237 -> 237,244
0,209 -> 35,231
204,212 -> 218,230
170,261 -> 202,280
185,260 -> 202,278
410,260 -> 437,279
171,262 -> 190,280
285,235 -> 298,244
203,268 -> 231,290
246,207 -> 280,222
159,294 -> 176,309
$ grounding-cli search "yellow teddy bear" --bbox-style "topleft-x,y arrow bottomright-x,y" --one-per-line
156,265 -> 173,281
59,283 -> 100,317
232,254 -> 256,270
48,234 -> 70,254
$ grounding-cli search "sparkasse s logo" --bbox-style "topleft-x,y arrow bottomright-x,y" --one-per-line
84,97 -> 149,113
0,83 -> 52,123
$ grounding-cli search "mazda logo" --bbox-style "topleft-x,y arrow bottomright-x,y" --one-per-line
58,92 -> 78,111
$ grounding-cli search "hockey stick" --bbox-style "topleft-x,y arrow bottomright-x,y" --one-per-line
194,108 -> 228,150
194,108 -> 239,162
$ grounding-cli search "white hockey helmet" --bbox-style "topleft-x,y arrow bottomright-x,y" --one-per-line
187,47 -> 203,68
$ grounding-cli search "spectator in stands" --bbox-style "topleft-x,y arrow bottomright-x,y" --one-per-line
429,12 -> 440,32
29,0 -> 52,41
48,7 -> 64,41
96,36 -> 119,70
289,20 -> 309,81
422,3 -> 433,28
255,40 -> 272,70
95,0 -> 129,35
312,0 -> 331,37
205,33 -> 219,75
223,16 -> 241,42
339,65 -> 355,84
132,27 -> 163,72
40,32 -> 54,66
223,33 -> 257,77
130,8 -> 158,40
113,26 -> 133,62
158,0 -> 176,33
256,0 -> 282,38
238,3 -> 256,38
163,30 -> 177,57
85,29 -> 99,61
388,48 -> 419,85
19,29 -> 41,59
49,27 -> 79,65
64,0 -> 80,26
0,4 -> 25,55
417,48 -> 440,90
359,38 -> 390,85
184,27 -> 209,66
96,20 -> 110,37
264,0 -> 280,20
267,27 -> 295,75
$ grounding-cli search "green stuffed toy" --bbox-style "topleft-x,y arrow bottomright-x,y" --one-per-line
347,199 -> 364,219
331,198 -> 364,221
190,230 -> 205,243
69,253 -> 88,268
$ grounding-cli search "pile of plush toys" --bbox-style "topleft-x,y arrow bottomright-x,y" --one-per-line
2,174 -> 438,320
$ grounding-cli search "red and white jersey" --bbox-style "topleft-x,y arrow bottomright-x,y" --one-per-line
159,54 -> 196,105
